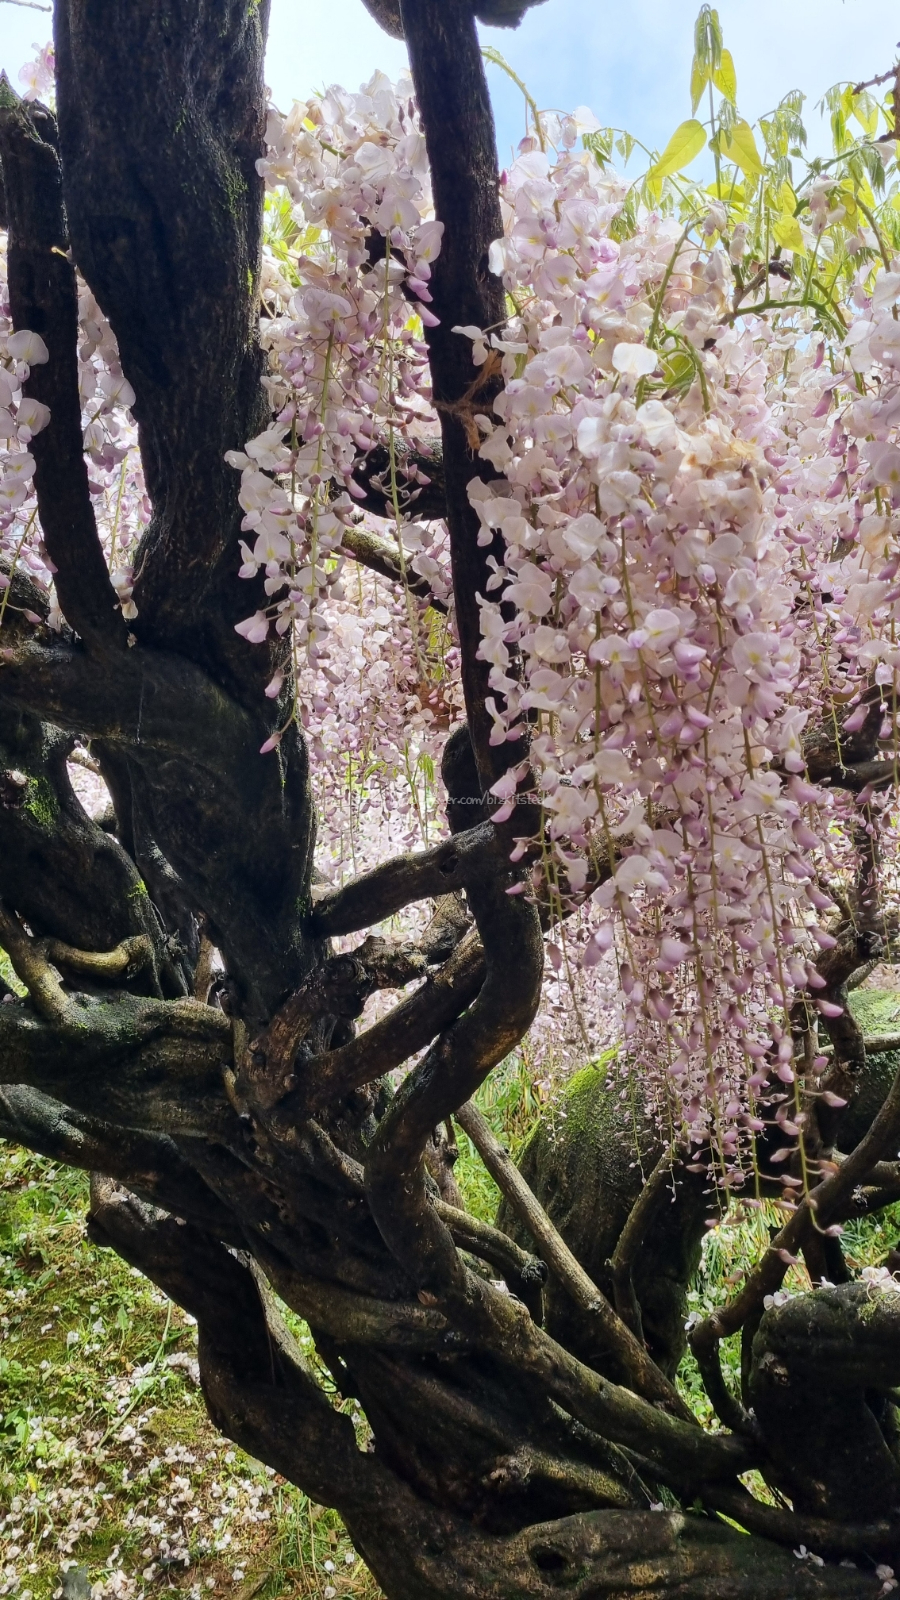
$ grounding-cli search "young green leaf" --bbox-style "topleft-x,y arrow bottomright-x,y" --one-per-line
690,57 -> 709,115
712,47 -> 737,105
649,118 -> 706,180
772,212 -> 805,253
852,88 -> 879,138
694,4 -> 723,73
722,118 -> 763,181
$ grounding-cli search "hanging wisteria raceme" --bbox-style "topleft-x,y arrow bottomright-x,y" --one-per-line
1,226 -> 149,634
227,69 -> 900,1177
465,135 -> 900,1170
0,302 -> 49,624
228,73 -> 452,712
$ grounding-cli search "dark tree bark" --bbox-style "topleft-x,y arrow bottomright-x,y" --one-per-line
0,4 -> 898,1597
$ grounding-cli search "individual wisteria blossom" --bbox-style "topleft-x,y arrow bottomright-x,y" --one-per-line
17,42 -> 55,105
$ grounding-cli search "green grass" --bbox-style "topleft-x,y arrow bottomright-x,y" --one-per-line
453,1051 -> 546,1223
0,1146 -> 381,1600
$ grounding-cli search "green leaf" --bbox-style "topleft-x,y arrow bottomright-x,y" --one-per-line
649,118 -> 706,180
694,5 -> 723,73
712,47 -> 737,105
772,213 -> 805,253
616,130 -> 636,164
722,118 -> 763,181
853,88 -> 879,138
690,58 -> 709,115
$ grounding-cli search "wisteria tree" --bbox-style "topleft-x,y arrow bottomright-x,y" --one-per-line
6,1 -> 900,1594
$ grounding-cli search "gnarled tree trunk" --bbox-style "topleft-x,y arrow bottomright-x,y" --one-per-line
0,4 -> 898,1596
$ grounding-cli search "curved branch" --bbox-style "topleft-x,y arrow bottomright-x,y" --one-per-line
688,1328 -> 756,1438
38,932 -> 154,981
235,935 -> 433,1114
271,927 -> 485,1119
340,525 -> 446,612
0,899 -> 68,1021
433,1195 -> 547,1316
398,0 -> 515,791
705,1485 -> 900,1563
364,865 -> 543,1296
310,821 -> 498,937
608,1145 -> 678,1343
0,984 -> 235,1138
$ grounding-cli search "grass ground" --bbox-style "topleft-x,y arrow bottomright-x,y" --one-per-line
0,1147 -> 381,1600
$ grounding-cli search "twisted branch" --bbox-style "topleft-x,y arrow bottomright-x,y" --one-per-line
310,821 -> 498,938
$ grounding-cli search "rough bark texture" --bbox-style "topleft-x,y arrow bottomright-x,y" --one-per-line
0,3 -> 897,1597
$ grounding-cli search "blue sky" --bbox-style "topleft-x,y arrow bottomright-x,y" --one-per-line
1,0 -> 899,169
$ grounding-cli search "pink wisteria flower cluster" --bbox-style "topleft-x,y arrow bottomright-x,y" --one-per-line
465,138 -> 900,1162
0,240 -> 149,631
2,43 -> 146,627
230,74 -> 900,1170
460,139 -> 900,1162
0,309 -> 50,619
228,73 -> 450,683
227,74 -> 465,914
